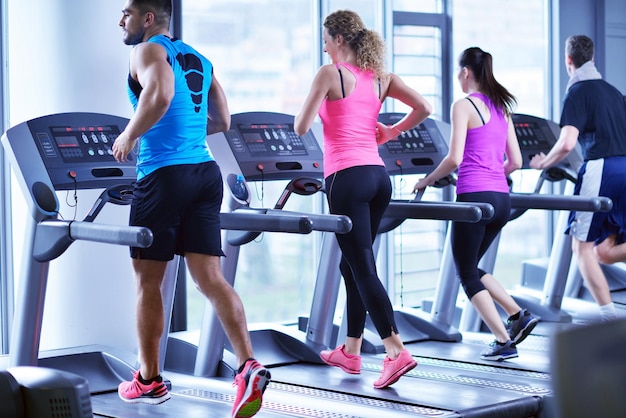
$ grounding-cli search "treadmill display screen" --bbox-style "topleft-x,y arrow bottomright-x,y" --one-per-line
382,124 -> 438,154
47,125 -> 120,162
235,123 -> 308,157
514,121 -> 552,150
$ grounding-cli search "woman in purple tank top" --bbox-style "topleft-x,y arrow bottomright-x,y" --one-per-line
414,47 -> 539,361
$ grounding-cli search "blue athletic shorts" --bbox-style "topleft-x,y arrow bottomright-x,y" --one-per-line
129,161 -> 225,261
568,156 -> 626,245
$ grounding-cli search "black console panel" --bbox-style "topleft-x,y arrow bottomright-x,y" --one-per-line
24,112 -> 136,190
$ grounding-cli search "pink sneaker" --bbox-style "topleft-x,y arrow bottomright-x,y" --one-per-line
118,371 -> 170,404
231,359 -> 271,418
319,344 -> 361,374
373,349 -> 417,389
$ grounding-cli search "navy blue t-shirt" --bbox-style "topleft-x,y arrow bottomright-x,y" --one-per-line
560,79 -> 626,161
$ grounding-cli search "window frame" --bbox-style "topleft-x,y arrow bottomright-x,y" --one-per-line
0,0 -> 13,355
389,8 -> 453,122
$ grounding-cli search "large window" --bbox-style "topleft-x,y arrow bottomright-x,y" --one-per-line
387,0 -> 550,309
451,1 -> 548,117
181,0 -> 319,329
389,1 -> 551,309
392,24 -> 443,117
179,0 -> 551,329
382,3 -> 452,309
452,0 -> 549,291
181,0 -> 314,116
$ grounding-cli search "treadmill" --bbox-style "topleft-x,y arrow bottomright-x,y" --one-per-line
0,112 -> 358,418
0,112 -> 558,417
492,114 -> 611,324
375,113 -> 610,417
306,113 -> 496,356
0,112 -> 153,388
429,114 -> 611,333
227,113 -> 547,418
166,111 -> 354,376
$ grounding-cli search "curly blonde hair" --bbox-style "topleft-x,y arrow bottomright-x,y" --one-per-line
323,10 -> 386,78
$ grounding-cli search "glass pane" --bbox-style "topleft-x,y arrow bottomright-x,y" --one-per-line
393,24 -> 441,38
387,19 -> 444,305
394,35 -> 438,56
394,56 -> 439,77
328,0 -> 378,27
181,0 -> 318,329
391,25 -> 442,118
182,0 -> 314,116
452,1 -> 547,117
452,0 -> 549,290
393,0 -> 442,13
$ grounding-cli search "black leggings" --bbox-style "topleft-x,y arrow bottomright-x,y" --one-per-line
451,191 -> 510,299
325,165 -> 398,340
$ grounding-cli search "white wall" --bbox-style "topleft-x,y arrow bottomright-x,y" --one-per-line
7,0 -> 132,124
605,0 -> 626,94
553,0 -> 626,118
7,0 -> 140,354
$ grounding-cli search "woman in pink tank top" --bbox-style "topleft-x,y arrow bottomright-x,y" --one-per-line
414,47 -> 538,361
295,9 -> 431,388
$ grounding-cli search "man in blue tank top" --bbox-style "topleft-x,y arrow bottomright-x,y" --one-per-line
530,35 -> 626,321
113,1 -> 270,416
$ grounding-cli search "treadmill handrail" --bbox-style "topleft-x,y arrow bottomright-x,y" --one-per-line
221,208 -> 314,234
270,209 -> 352,234
222,208 -> 352,247
383,201 -> 486,223
70,221 -> 153,247
510,193 -> 612,212
33,219 -> 153,262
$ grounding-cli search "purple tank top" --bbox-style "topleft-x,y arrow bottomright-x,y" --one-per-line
456,92 -> 510,194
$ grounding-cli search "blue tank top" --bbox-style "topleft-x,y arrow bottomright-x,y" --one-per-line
127,35 -> 215,180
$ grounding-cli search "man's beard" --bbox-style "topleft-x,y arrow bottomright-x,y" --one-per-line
124,28 -> 146,46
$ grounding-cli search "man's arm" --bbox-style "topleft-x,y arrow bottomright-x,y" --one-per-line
207,74 -> 230,135
529,125 -> 579,169
113,43 -> 174,162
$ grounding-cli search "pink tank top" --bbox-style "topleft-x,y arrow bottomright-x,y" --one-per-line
456,92 -> 510,194
319,63 -> 384,177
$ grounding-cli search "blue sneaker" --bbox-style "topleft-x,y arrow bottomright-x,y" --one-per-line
506,309 -> 539,344
480,340 -> 518,361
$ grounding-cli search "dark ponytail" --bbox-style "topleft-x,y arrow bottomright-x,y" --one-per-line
459,47 -> 516,116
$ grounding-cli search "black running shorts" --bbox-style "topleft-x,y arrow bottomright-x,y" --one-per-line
129,161 -> 225,261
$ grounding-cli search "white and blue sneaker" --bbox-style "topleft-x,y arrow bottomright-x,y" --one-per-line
506,309 -> 539,344
481,340 -> 518,361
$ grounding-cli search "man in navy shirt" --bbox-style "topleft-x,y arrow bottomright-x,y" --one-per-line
530,35 -> 626,321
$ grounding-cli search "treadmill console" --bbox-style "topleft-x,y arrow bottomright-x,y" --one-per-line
512,113 -> 582,172
45,125 -> 119,163
376,113 -> 582,175
5,112 -> 137,191
216,112 -> 324,181
377,113 -> 449,175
